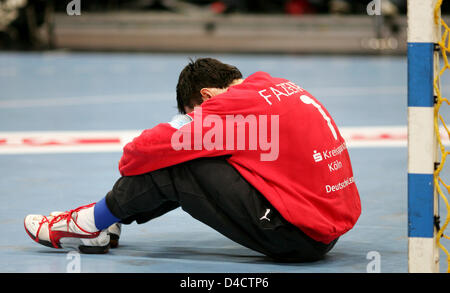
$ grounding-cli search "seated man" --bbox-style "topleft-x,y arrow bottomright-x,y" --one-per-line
24,58 -> 361,262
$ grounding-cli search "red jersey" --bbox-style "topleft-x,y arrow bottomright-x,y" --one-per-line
119,71 -> 361,244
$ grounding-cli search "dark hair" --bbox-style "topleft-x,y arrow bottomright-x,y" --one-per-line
176,58 -> 243,114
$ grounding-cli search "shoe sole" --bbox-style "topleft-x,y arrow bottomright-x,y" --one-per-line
79,244 -> 110,254
109,234 -> 119,249
24,219 -> 110,254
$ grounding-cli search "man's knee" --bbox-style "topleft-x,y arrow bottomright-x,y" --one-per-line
104,172 -> 170,220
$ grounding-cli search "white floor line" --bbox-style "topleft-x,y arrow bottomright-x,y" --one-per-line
0,125 -> 447,154
0,93 -> 173,109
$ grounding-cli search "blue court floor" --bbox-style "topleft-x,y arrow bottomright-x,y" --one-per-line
0,52 -> 449,273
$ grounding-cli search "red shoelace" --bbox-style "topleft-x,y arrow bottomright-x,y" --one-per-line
35,203 -> 100,248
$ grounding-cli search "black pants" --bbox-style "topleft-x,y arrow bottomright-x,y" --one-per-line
105,157 -> 337,262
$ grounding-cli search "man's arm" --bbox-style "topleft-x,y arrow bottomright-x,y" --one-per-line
118,110 -> 235,176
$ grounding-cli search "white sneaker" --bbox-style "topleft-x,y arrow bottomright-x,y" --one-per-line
107,223 -> 121,248
24,203 -> 110,254
48,211 -> 121,248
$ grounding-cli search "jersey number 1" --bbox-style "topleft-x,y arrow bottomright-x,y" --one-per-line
300,95 -> 338,140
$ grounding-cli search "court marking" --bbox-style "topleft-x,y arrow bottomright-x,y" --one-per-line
0,93 -> 173,108
0,126 -> 447,154
4,84 -> 444,109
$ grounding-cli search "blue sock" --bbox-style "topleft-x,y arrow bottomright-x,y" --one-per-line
94,197 -> 120,230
